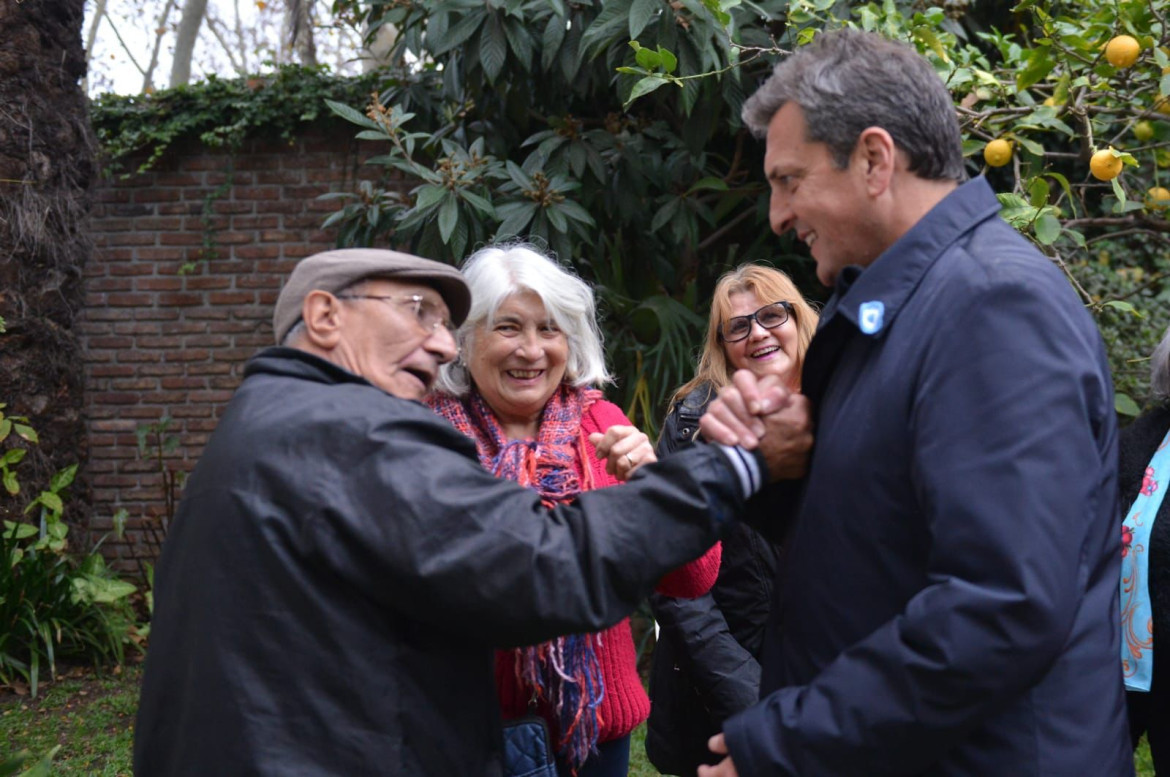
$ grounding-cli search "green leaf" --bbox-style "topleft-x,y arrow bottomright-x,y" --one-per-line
50,464 -> 77,493
1115,392 -> 1141,417
1103,300 -> 1141,316
112,508 -> 128,540
1034,213 -> 1061,245
557,200 -> 596,226
625,76 -> 670,107
413,185 -> 447,212
687,176 -> 728,194
1015,47 -> 1054,91
3,521 -> 37,539
38,492 -> 63,515
546,204 -> 569,233
1112,177 -> 1127,209
635,47 -> 662,70
481,15 -> 508,84
629,0 -> 659,39
437,195 -> 460,243
431,11 -> 485,56
324,99 -> 381,131
1014,136 -> 1045,157
3,470 -> 18,496
459,189 -> 497,219
657,46 -> 678,74
651,198 -> 681,232
495,201 -> 538,239
13,425 -> 36,444
542,14 -> 567,71
2,448 -> 25,466
0,418 -> 10,443
1027,177 -> 1050,208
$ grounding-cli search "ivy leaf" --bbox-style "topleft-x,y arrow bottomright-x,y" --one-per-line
50,464 -> 77,493
1034,213 -> 1061,245
437,195 -> 460,243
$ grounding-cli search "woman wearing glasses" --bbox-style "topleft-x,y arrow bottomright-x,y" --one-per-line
645,262 -> 818,776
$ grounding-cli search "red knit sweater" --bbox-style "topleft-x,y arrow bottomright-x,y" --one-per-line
495,399 -> 722,743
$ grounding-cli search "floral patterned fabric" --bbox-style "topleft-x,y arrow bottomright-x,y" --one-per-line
1122,426 -> 1170,691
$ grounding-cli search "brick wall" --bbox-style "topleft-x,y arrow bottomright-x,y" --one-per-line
81,126 -> 402,571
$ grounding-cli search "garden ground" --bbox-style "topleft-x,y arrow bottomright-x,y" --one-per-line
0,668 -> 1152,776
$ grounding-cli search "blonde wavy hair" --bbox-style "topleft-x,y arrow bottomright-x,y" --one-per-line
668,263 -> 819,409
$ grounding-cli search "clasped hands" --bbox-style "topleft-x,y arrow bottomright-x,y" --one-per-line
700,370 -> 813,483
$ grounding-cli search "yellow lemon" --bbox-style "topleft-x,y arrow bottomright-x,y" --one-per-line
1043,97 -> 1056,107
1105,35 -> 1141,68
1148,186 -> 1170,208
1090,148 -> 1124,181
983,138 -> 1013,168
1135,120 -> 1156,142
1156,97 -> 1170,116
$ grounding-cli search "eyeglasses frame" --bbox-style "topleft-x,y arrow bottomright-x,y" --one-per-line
718,300 -> 794,343
335,293 -> 456,334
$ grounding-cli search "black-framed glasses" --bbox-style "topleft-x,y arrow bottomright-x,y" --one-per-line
336,294 -> 456,334
719,301 -> 793,343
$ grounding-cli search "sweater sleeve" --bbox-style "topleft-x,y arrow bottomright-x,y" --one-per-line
582,400 -> 722,599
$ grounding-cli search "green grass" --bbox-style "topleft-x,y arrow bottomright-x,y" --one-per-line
0,665 -> 139,776
0,668 -> 1156,776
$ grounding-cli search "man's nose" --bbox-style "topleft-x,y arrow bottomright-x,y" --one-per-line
427,326 -> 459,364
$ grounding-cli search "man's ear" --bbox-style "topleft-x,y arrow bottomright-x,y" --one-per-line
301,290 -> 345,349
855,127 -> 896,196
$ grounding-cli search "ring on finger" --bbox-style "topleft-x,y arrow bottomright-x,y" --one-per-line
625,452 -> 636,468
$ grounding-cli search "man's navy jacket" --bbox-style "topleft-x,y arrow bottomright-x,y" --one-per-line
725,177 -> 1133,776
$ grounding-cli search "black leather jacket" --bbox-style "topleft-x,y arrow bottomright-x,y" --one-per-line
646,384 -> 782,775
134,349 -> 750,777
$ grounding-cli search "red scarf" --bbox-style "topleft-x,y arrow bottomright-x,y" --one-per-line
427,384 -> 605,770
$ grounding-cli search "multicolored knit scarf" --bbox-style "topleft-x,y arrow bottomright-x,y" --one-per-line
427,383 -> 606,770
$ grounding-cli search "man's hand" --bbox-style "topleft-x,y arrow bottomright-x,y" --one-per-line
700,370 -> 813,482
588,426 -> 656,481
697,734 -> 739,777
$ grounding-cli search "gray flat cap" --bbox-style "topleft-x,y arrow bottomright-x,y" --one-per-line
273,248 -> 471,344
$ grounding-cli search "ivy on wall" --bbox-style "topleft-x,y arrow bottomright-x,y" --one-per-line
89,65 -> 385,176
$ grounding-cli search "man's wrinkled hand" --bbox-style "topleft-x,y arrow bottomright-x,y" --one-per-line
699,370 -> 792,448
697,734 -> 739,777
757,393 -> 813,481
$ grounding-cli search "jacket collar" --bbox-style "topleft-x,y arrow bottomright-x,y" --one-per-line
818,176 -> 1001,340
244,347 -> 374,388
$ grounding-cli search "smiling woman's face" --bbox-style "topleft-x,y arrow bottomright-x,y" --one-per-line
722,289 -> 800,388
468,290 -> 569,439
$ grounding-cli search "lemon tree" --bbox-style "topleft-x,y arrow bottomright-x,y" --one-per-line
616,0 -> 1170,411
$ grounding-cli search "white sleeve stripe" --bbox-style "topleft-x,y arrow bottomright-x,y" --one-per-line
715,444 -> 762,497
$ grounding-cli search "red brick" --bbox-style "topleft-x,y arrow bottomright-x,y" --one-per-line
212,201 -> 254,215
159,233 -> 202,246
208,292 -> 255,305
234,186 -> 281,200
135,277 -> 184,291
156,293 -> 203,307
157,202 -> 203,216
133,188 -> 182,203
105,293 -> 154,307
232,244 -> 281,260
88,278 -> 134,292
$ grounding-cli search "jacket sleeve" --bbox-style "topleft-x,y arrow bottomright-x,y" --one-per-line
651,592 -> 761,723
306,403 -> 746,648
584,399 -> 722,598
724,272 -> 1118,775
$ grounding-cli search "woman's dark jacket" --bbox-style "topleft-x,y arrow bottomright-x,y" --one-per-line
133,349 -> 752,777
1121,404 -> 1170,657
645,384 -> 782,775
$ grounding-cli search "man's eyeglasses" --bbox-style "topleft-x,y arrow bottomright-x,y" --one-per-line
337,294 -> 456,334
719,301 -> 793,343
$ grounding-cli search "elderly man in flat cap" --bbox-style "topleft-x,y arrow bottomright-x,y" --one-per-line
132,248 -> 812,777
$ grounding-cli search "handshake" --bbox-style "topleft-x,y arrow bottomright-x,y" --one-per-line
700,370 -> 814,483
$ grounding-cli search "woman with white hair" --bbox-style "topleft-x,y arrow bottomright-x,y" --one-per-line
1122,323 -> 1170,771
427,243 -> 720,777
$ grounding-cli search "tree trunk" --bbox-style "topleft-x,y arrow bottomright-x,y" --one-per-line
283,0 -> 317,66
170,0 -> 209,87
0,0 -> 94,525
